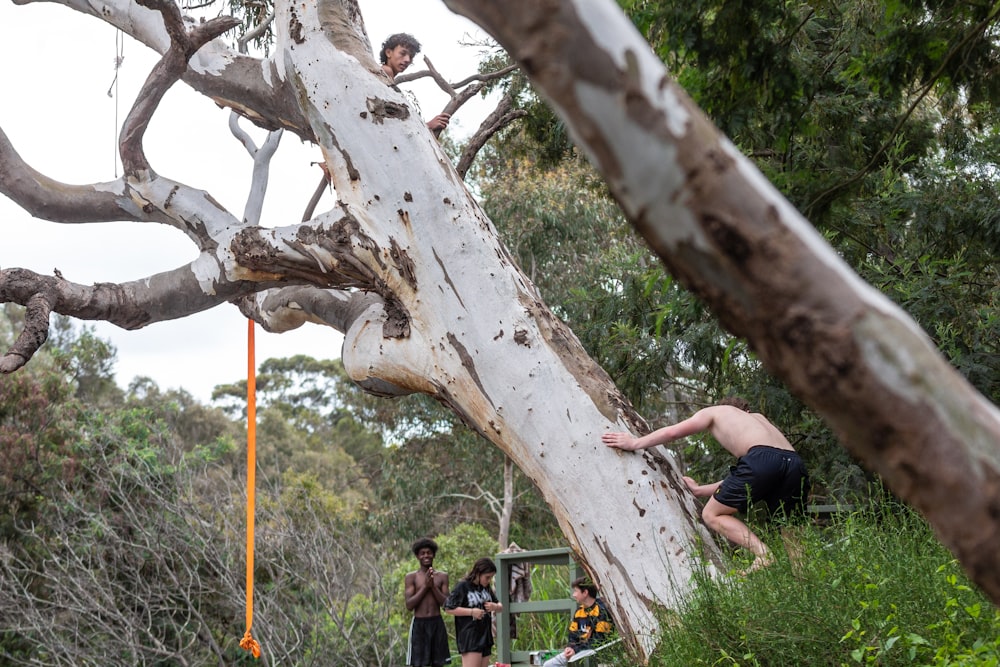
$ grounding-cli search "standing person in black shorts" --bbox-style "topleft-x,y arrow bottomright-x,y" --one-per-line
602,396 -> 810,573
444,557 -> 504,667
404,538 -> 451,667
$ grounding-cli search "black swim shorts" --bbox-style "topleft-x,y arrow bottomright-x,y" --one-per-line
714,445 -> 810,516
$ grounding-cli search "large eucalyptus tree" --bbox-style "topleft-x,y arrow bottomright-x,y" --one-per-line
2,0 -> 999,661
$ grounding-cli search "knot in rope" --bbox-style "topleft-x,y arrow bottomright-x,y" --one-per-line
240,629 -> 261,658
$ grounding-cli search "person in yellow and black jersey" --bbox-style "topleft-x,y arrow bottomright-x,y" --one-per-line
542,576 -> 614,667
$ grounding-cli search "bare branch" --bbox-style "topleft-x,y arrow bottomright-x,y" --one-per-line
15,0 -> 313,139
420,56 -> 456,99
0,126 -> 141,224
394,56 -> 519,139
0,262 -> 275,369
0,126 -> 241,251
228,113 -> 283,226
450,63 -> 519,89
456,91 -> 527,179
0,292 -> 52,373
238,11 -> 275,53
120,0 -> 240,174
394,62 -> 518,88
302,172 -> 332,222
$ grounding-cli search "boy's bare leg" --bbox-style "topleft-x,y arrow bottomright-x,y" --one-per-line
702,497 -> 774,573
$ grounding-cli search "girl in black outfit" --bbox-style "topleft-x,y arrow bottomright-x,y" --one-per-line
444,557 -> 504,667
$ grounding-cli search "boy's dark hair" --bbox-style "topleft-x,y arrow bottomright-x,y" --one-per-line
718,396 -> 751,412
572,576 -> 598,598
463,557 -> 497,583
411,537 -> 438,557
380,33 -> 421,64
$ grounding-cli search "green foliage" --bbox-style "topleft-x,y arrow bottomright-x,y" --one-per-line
611,0 -> 1000,411
367,424 -> 559,552
127,377 -> 239,454
0,404 -> 243,666
649,498 -> 999,666
0,356 -> 82,534
434,523 -> 502,579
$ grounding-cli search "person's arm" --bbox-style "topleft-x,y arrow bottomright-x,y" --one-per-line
430,571 -> 448,606
404,571 -> 430,611
683,476 -> 722,498
443,582 -> 485,619
602,408 -> 716,451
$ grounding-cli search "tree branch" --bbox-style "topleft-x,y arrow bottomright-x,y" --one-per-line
457,91 -> 527,179
120,0 -> 240,175
235,286 -> 381,335
0,126 -> 141,224
0,293 -> 52,373
0,261 -> 282,370
14,0 -> 313,139
228,112 -> 283,226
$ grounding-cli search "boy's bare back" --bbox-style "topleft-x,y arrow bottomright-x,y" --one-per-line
699,405 -> 794,458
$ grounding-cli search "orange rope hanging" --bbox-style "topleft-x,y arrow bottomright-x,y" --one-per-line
240,319 -> 262,659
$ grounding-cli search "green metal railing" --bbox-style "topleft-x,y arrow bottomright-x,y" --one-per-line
494,547 -> 584,666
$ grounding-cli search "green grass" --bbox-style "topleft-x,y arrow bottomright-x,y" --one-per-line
648,499 -> 1000,666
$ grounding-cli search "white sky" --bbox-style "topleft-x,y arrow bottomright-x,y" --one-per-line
0,0 -> 493,402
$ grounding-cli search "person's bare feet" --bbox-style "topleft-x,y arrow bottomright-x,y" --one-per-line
737,554 -> 774,576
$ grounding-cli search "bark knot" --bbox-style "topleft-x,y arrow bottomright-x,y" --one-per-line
366,97 -> 411,124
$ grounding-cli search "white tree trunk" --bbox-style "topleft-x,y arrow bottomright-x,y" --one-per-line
271,6 -> 720,652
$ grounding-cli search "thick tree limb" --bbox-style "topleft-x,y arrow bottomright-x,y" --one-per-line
236,286 -> 378,334
0,293 -> 51,373
0,127 -> 142,224
0,262 -> 271,370
120,0 -> 240,174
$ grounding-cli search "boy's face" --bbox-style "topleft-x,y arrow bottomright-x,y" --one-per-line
571,586 -> 589,604
384,45 -> 414,76
416,547 -> 435,567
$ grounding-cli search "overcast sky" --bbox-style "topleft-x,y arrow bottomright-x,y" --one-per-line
0,0 -> 493,402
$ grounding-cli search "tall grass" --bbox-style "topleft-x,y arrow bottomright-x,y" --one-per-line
649,498 -> 1000,666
